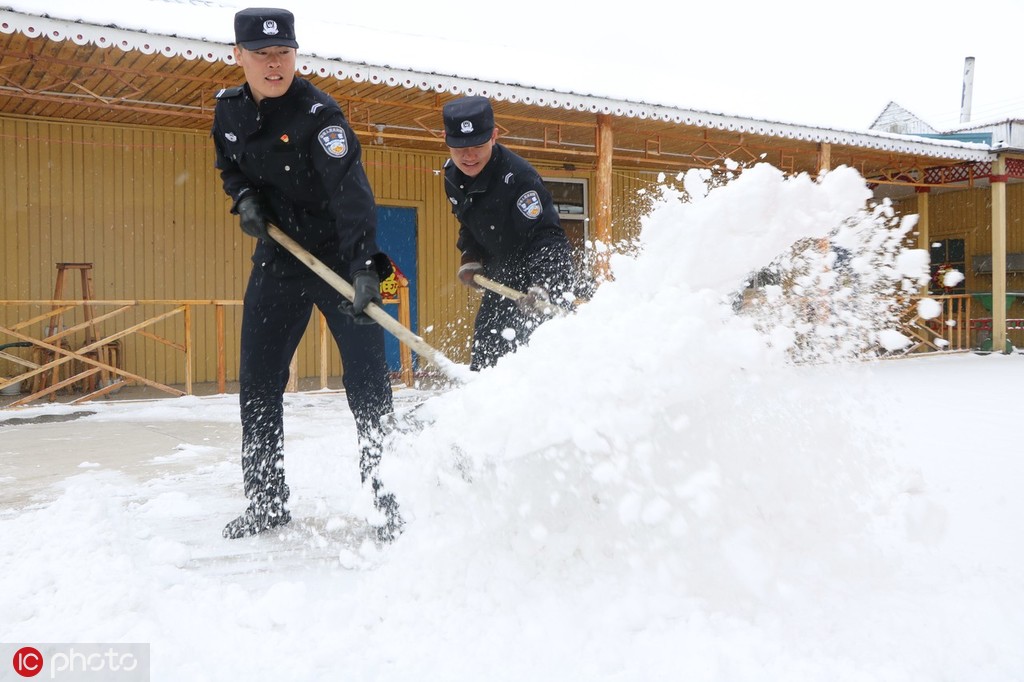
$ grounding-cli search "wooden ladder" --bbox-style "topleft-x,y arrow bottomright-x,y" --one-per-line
50,262 -> 98,344
35,263 -> 101,396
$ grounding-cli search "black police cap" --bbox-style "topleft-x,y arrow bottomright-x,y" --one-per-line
234,8 -> 299,50
443,96 -> 495,148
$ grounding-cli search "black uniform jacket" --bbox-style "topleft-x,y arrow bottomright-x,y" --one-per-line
444,143 -> 572,295
212,77 -> 387,279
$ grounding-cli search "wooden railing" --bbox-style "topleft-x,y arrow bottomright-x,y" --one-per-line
9,289 -> 1005,407
0,286 -> 414,407
899,293 -> 1023,354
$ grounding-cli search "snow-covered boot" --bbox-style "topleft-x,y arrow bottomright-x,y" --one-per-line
360,444 -> 404,543
224,453 -> 290,539
371,478 -> 404,543
222,486 -> 291,539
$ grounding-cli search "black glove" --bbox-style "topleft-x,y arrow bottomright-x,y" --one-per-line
338,298 -> 378,325
235,194 -> 270,241
516,285 -> 552,315
457,261 -> 484,290
352,269 -> 382,316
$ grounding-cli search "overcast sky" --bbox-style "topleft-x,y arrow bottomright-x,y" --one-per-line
9,0 -> 1024,132
339,0 -> 1024,130
310,0 -> 1024,131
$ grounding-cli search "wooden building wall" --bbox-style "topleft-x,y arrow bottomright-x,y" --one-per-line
0,114 -> 652,388
0,115 -> 245,387
895,183 -> 1024,299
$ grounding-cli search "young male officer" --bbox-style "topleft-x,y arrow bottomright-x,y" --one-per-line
442,96 -> 575,371
212,7 -> 401,542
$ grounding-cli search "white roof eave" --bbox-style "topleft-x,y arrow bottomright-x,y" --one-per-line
0,9 -> 995,164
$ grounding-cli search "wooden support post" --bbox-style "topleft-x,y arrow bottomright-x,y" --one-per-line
398,283 -> 414,387
915,188 -> 931,295
991,155 -> 1009,353
318,310 -> 328,389
287,351 -> 299,392
817,142 -> 832,177
594,114 -> 614,281
183,303 -> 193,396
215,304 -> 226,394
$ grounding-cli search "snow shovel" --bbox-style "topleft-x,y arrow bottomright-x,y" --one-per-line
267,225 -> 469,385
471,274 -> 569,318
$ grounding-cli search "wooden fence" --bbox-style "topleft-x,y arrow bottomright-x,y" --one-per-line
0,285 -> 414,408
900,293 -> 1023,354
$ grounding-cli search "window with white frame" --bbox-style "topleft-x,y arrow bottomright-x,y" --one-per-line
542,177 -> 589,273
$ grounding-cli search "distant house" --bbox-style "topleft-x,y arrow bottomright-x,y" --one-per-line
873,101 -> 1024,149
871,102 -> 939,136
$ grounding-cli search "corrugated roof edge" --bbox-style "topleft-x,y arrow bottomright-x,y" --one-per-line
0,8 -> 994,162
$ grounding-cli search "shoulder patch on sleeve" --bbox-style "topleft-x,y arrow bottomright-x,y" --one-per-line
215,85 -> 245,100
516,190 -> 542,219
317,125 -> 349,158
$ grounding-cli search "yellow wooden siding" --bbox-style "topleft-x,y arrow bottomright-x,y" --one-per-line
0,115 -> 248,387
896,184 -> 1024,297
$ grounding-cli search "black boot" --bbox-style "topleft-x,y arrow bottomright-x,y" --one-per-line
371,478 -> 404,543
224,452 -> 291,539
222,486 -> 291,539
360,444 -> 404,543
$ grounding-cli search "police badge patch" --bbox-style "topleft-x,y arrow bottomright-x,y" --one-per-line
317,126 -> 348,158
516,190 -> 542,219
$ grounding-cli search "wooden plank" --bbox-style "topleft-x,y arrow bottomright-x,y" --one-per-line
216,304 -> 226,393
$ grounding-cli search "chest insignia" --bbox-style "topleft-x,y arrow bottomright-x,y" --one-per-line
516,190 -> 542,219
317,125 -> 348,158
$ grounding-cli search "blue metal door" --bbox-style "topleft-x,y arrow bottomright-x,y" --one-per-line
375,206 -> 418,373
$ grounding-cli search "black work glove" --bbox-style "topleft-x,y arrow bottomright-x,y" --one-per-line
351,269 -> 382,318
235,194 -> 270,241
516,285 -> 553,315
457,261 -> 484,290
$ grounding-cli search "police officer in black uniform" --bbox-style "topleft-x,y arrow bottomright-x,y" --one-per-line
443,96 -> 575,371
212,8 -> 400,541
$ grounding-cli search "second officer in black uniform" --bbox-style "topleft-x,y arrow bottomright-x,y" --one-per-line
443,96 -> 576,371
212,7 -> 400,541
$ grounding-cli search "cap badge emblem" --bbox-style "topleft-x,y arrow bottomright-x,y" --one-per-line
460,120 -> 474,134
262,20 -> 279,36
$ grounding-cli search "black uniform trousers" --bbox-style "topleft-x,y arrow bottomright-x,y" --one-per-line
238,265 -> 393,499
471,290 -> 539,372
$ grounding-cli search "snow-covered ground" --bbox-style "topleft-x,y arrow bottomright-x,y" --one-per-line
2,164 -> 1022,681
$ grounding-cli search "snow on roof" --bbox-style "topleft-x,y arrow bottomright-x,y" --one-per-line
0,1 -> 996,161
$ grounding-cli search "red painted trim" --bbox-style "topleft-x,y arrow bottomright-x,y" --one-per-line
990,174 -> 1009,183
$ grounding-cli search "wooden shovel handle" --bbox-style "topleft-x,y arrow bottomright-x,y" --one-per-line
472,274 -> 568,318
267,225 -> 467,383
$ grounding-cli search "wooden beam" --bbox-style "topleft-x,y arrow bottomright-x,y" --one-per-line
991,155 -> 1008,353
916,188 -> 930,296
595,114 -> 614,280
